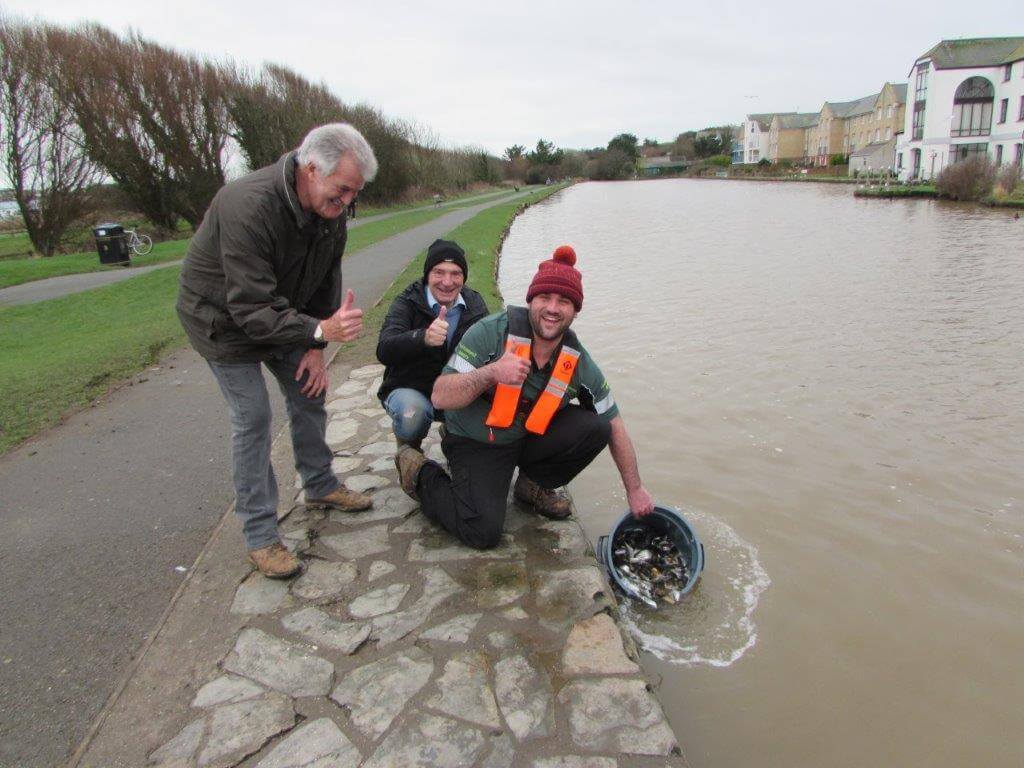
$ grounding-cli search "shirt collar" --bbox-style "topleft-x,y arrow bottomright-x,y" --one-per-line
425,286 -> 466,311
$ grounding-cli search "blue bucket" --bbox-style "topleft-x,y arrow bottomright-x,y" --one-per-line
597,505 -> 705,606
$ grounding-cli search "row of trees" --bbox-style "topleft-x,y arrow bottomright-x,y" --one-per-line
0,17 -> 501,255
501,133 -> 650,184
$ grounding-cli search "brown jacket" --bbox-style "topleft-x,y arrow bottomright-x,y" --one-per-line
176,152 -> 347,362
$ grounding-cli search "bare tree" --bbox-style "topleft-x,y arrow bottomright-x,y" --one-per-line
50,24 -> 229,230
224,65 -> 415,203
0,19 -> 103,255
225,63 -> 345,172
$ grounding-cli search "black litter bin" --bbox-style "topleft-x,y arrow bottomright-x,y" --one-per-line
94,223 -> 129,265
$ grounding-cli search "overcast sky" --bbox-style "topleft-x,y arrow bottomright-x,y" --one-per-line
4,0 -> 1020,154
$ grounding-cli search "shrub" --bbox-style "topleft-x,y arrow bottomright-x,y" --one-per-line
935,157 -> 996,201
991,164 -> 1023,199
706,154 -> 731,168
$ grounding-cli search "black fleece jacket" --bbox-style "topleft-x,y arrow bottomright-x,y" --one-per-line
376,280 -> 489,403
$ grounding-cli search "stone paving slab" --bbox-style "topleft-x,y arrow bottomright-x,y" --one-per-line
143,363 -> 686,767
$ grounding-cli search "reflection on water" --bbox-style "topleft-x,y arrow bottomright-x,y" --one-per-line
498,179 -> 1024,768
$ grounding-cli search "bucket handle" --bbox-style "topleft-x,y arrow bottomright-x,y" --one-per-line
596,535 -> 608,567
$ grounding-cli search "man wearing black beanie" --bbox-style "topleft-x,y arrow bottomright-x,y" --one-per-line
376,239 -> 489,450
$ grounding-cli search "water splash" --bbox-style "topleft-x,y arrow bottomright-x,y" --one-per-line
618,508 -> 770,667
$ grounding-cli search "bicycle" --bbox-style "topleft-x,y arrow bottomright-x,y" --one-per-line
125,229 -> 153,256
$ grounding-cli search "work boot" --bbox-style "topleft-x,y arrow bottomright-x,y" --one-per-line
395,435 -> 423,452
305,486 -> 373,512
514,474 -> 573,520
395,445 -> 427,501
248,542 -> 302,579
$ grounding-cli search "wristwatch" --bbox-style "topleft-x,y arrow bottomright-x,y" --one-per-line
313,323 -> 325,342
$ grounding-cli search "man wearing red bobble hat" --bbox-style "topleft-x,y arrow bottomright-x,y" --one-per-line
394,245 -> 654,550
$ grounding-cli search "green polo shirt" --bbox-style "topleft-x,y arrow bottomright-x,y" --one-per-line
442,310 -> 619,445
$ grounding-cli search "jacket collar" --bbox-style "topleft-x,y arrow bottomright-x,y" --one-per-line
277,151 -> 314,230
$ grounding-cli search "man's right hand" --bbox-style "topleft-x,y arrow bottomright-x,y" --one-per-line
424,305 -> 449,347
490,346 -> 531,386
320,289 -> 363,342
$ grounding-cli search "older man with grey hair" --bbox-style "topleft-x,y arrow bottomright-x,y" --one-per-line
177,123 -> 378,578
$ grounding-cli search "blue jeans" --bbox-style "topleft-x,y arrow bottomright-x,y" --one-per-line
383,388 -> 434,443
207,347 -> 340,550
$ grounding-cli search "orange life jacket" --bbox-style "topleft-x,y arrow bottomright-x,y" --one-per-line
485,307 -> 581,435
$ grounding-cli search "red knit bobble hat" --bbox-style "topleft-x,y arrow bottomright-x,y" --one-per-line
525,245 -> 583,311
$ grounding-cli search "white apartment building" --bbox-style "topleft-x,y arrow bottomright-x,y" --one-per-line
896,37 -> 1024,181
741,113 -> 793,163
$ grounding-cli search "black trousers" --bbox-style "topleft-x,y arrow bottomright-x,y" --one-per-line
417,406 -> 611,549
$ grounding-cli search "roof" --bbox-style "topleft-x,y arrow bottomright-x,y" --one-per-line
916,37 -> 1024,70
890,83 -> 908,102
775,113 -> 819,130
747,112 -> 794,130
849,139 -> 894,157
828,93 -> 879,119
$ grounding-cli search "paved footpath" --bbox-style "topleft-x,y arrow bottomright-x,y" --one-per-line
0,188 -> 518,308
78,362 -> 687,768
0,191 -> 537,768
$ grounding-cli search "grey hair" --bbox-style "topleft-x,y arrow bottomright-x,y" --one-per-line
297,123 -> 378,182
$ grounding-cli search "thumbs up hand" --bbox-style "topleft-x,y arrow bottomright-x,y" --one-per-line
424,304 -> 450,347
320,289 -> 364,342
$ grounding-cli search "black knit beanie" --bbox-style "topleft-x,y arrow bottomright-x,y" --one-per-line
423,239 -> 468,283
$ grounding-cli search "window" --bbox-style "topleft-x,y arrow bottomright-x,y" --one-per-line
995,145 -> 1003,164
876,108 -> 882,121
875,129 -> 880,142
912,104 -> 926,140
999,98 -> 1008,123
1019,95 -> 1024,121
1016,144 -> 1023,166
1004,63 -> 1013,82
886,127 -> 892,140
952,143 -> 989,162
914,64 -> 929,102
887,105 -> 894,119
951,77 -> 994,137
912,64 -> 929,140
897,152 -> 903,170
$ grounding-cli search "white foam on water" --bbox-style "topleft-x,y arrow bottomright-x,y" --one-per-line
618,508 -> 770,668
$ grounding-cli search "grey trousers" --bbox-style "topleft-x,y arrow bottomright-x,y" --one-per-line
207,346 -> 340,550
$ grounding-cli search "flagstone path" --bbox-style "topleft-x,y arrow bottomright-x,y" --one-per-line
146,363 -> 685,768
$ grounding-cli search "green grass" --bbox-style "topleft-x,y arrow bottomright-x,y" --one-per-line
854,185 -> 937,199
0,184 -> 567,454
0,206 -> 453,290
0,239 -> 191,289
0,265 -> 187,451
0,230 -> 34,259
356,185 -> 515,217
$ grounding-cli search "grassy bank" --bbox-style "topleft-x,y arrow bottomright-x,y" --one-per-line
334,184 -> 567,367
0,205 -> 457,290
0,185 -> 564,454
854,185 -> 938,199
0,185 -> 514,267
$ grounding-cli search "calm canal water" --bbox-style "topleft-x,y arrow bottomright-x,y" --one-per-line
498,179 -> 1022,768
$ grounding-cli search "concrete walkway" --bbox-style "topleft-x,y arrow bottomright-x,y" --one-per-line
77,363 -> 686,768
0,188 -> 521,308
0,190 -> 537,768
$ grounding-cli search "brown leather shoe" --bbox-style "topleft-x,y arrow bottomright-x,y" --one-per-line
247,542 -> 302,579
395,445 -> 427,500
514,474 -> 573,519
305,486 -> 373,512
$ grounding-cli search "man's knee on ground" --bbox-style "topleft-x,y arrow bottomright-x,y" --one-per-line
460,518 -> 504,550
